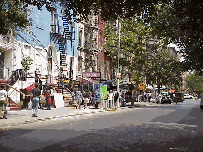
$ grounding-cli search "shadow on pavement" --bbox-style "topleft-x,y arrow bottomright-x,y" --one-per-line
26,123 -> 203,152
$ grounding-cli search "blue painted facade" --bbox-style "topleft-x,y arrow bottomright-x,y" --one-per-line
15,3 -> 77,57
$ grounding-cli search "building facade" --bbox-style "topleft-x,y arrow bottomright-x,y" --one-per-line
0,2 -> 78,103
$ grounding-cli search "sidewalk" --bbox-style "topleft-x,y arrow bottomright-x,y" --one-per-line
0,102 -> 157,129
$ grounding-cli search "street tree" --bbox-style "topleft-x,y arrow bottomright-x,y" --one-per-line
0,0 -> 202,72
184,73 -> 203,96
148,1 -> 203,72
0,0 -> 54,35
65,0 -> 203,72
143,49 -> 182,94
104,18 -> 151,83
104,18 -> 152,105
21,56 -> 33,71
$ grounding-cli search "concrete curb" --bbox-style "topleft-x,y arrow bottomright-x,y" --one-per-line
0,103 -> 153,129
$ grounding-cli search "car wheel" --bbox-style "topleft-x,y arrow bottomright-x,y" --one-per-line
200,105 -> 203,109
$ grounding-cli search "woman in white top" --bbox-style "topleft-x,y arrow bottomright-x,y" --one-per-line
0,85 -> 7,119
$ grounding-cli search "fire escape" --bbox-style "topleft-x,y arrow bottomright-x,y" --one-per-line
50,14 -> 75,79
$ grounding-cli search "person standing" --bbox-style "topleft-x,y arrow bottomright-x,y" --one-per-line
108,90 -> 114,109
46,90 -> 51,110
120,91 -> 125,107
75,88 -> 82,109
82,90 -> 90,109
0,85 -> 7,119
31,83 -> 41,117
147,94 -> 151,103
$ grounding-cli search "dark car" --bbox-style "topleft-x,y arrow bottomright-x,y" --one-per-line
174,92 -> 184,103
160,95 -> 172,104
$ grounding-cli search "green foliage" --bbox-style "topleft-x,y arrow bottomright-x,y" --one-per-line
0,0 -> 28,35
185,73 -> 203,95
0,0 -> 55,35
41,98 -> 46,105
21,56 -> 33,70
104,18 -> 151,77
148,1 -> 203,72
143,49 -> 182,93
19,101 -> 23,106
64,0 -> 203,72
0,0 -> 202,72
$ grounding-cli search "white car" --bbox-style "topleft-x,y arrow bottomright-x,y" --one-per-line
184,94 -> 193,99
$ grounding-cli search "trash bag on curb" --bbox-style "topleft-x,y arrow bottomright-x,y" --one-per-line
28,100 -> 32,109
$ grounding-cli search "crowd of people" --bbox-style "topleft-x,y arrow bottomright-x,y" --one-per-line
74,88 -> 127,109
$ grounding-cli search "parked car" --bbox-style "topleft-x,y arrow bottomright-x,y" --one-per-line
158,92 -> 172,104
184,94 -> 193,99
174,92 -> 184,103
200,96 -> 203,109
161,96 -> 172,104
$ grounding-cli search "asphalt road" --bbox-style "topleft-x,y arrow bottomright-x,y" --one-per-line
0,99 -> 202,152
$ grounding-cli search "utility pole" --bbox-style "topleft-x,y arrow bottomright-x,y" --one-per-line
117,18 -> 121,108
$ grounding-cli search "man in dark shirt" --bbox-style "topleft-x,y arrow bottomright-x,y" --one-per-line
31,83 -> 41,117
83,90 -> 90,109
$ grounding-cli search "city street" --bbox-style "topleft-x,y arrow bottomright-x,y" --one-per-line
0,99 -> 203,151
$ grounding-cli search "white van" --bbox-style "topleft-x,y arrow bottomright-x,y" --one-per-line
184,94 -> 192,99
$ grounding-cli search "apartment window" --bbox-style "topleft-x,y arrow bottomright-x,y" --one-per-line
79,30 -> 82,47
24,45 -> 31,57
99,33 -> 102,48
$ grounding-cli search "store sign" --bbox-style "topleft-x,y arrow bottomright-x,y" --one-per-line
82,72 -> 101,78
74,81 -> 80,85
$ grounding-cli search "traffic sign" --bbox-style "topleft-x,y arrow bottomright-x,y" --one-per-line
117,73 -> 121,78
138,83 -> 146,89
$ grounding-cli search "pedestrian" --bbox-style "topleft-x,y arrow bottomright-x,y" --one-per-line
75,88 -> 82,109
147,94 -> 151,103
46,90 -> 51,110
107,90 -> 114,109
120,91 -> 125,107
82,90 -> 90,109
0,85 -> 7,119
144,92 -> 147,102
113,90 -> 119,108
88,91 -> 93,107
31,83 -> 41,117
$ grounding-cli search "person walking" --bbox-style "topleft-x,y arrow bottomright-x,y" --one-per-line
82,90 -> 90,109
0,85 -> 7,119
31,83 -> 41,117
88,91 -> 93,107
75,88 -> 82,109
46,90 -> 51,110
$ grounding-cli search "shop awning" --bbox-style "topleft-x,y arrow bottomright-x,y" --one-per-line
24,84 -> 33,90
77,77 -> 93,84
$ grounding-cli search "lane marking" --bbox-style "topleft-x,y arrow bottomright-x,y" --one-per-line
146,122 -> 198,128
